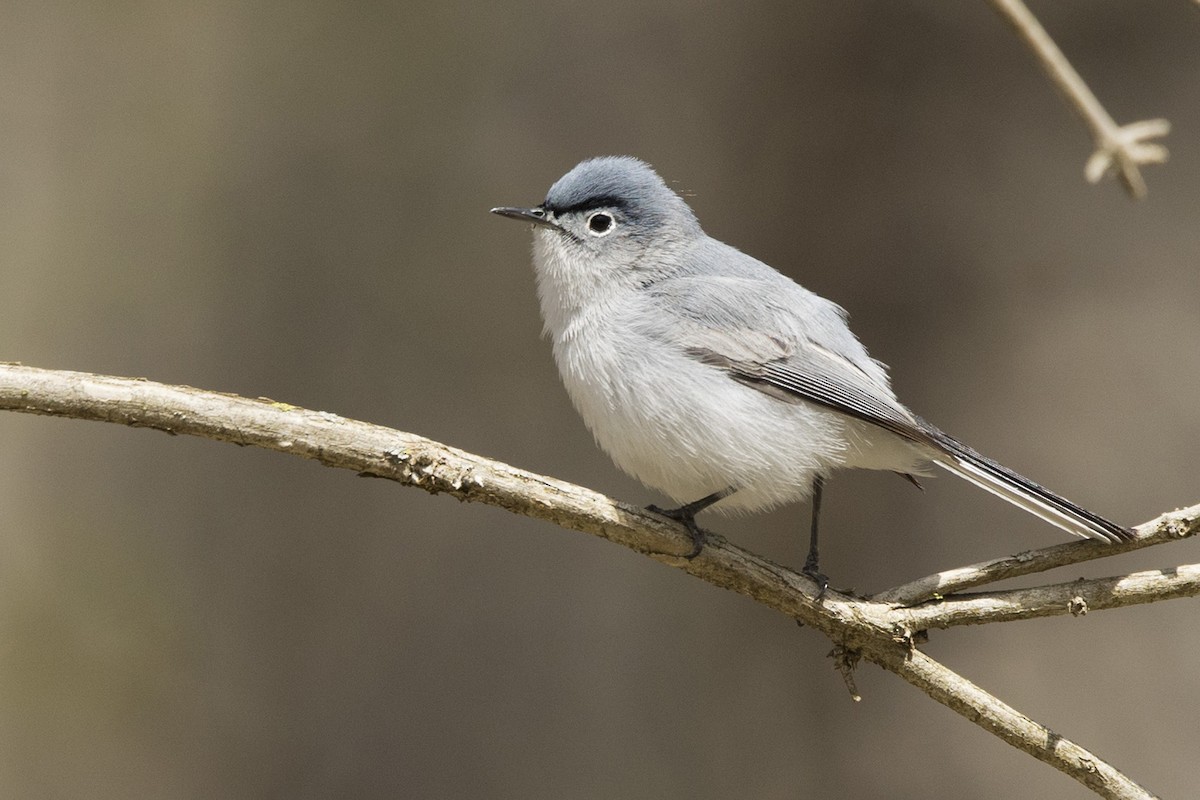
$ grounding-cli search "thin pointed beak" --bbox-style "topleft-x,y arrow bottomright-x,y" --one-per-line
490,205 -> 559,229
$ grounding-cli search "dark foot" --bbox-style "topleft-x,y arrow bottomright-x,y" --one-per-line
644,489 -> 733,560
646,504 -> 708,559
802,557 -> 830,601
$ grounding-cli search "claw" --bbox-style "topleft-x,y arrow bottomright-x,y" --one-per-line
803,558 -> 830,601
647,503 -> 708,559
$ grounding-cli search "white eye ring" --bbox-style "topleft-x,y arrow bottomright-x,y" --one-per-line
586,211 -> 616,237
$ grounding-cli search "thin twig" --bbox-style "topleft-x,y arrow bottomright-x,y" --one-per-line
899,563 -> 1200,630
0,363 -> 1175,799
987,0 -> 1169,198
874,506 -> 1200,606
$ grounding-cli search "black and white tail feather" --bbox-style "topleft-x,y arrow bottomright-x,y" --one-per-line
922,425 -> 1132,544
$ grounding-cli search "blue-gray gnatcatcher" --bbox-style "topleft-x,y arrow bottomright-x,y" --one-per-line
492,156 -> 1130,578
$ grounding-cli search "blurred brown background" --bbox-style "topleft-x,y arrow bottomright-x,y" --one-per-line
2,2 -> 1197,798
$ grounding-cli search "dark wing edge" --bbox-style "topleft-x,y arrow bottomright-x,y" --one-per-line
687,347 -> 933,446
689,347 -> 1133,544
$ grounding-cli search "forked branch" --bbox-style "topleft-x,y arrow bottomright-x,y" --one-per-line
1,363 -> 1185,799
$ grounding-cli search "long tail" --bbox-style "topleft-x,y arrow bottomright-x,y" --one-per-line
922,426 -> 1133,544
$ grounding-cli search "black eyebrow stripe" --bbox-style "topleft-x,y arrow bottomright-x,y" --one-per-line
543,194 -> 630,214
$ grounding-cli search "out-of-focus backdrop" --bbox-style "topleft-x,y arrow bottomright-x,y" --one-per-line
2,3 -> 1197,798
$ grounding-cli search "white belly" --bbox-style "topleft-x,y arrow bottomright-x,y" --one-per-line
550,314 -> 926,514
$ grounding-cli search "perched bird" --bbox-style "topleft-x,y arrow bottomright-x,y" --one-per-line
492,157 -> 1130,582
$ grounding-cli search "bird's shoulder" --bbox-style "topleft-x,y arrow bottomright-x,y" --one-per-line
637,240 -> 896,393
638,241 -> 849,350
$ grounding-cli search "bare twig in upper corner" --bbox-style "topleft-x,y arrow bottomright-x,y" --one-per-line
987,0 -> 1170,199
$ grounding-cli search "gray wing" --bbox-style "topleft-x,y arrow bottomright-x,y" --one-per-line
639,265 -> 933,448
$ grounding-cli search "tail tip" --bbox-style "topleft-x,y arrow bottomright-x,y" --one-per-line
1092,523 -> 1136,544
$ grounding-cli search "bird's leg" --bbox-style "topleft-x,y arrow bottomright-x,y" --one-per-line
647,487 -> 734,559
803,474 -> 830,598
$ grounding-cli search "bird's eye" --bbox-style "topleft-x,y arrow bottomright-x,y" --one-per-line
586,212 -> 615,236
